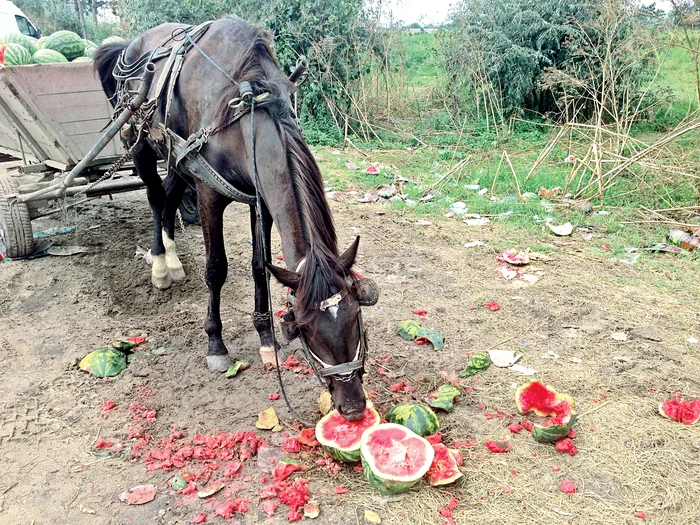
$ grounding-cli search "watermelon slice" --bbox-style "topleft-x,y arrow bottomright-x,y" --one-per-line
315,407 -> 380,462
426,443 -> 463,486
516,380 -> 576,443
659,398 -> 700,425
360,423 -> 434,494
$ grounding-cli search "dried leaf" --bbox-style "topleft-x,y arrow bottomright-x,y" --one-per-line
256,407 -> 279,430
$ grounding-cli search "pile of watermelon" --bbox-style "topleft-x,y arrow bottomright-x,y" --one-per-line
0,31 -> 125,66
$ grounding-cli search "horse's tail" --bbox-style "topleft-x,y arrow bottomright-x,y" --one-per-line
93,41 -> 131,104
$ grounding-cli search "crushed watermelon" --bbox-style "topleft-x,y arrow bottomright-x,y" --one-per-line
658,398 -> 700,425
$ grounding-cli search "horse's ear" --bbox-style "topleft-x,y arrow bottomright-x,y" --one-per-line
266,264 -> 301,289
339,236 -> 360,272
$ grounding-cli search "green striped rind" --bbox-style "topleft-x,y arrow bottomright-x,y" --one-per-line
72,56 -> 92,63
102,36 -> 126,45
31,49 -> 68,64
84,44 -> 97,58
315,407 -> 381,463
35,36 -> 47,50
532,413 -> 577,443
81,39 -> 97,49
0,33 -> 36,54
385,402 -> 439,437
44,31 -> 85,61
458,352 -> 491,378
3,43 -> 31,66
79,348 -> 127,377
361,455 -> 418,494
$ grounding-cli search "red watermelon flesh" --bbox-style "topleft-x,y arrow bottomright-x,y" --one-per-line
659,398 -> 700,425
362,424 -> 433,479
516,380 -> 573,419
0,44 -> 7,64
317,408 -> 379,449
426,443 -> 463,486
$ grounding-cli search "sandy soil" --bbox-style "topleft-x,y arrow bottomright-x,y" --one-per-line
1,165 -> 699,525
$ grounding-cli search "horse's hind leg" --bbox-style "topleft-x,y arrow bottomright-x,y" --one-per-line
199,184 -> 234,372
162,172 -> 188,282
250,203 -> 276,364
132,144 -> 170,289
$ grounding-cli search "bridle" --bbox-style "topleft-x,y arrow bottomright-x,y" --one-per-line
285,260 -> 369,384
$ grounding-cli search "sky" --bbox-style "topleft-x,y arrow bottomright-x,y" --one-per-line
382,0 -> 675,26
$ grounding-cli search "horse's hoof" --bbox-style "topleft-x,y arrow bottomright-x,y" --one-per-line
169,265 -> 186,282
207,354 -> 234,372
152,272 -> 172,290
259,346 -> 277,366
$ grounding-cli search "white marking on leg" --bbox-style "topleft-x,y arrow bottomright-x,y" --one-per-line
162,230 -> 186,281
259,346 -> 276,365
151,254 -> 172,289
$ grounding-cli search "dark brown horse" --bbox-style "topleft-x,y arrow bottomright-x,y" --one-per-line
94,17 -> 376,421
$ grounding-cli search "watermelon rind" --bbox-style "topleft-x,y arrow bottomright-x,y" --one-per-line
84,45 -> 97,58
532,412 -> 577,443
426,443 -> 463,486
31,49 -> 69,64
385,402 -> 439,437
44,31 -> 85,61
515,380 -> 575,416
3,43 -> 31,66
79,348 -> 127,377
315,407 -> 380,462
0,33 -> 36,54
360,423 -> 434,494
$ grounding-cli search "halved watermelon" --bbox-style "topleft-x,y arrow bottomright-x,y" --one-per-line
360,423 -> 434,494
426,443 -> 463,486
515,380 -> 576,443
659,398 -> 700,425
385,402 -> 439,437
315,407 -> 380,462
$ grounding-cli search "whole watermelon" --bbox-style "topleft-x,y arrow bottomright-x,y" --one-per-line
44,31 -> 85,61
35,36 -> 47,50
72,56 -> 92,63
0,33 -> 36,54
84,44 -> 97,58
385,402 -> 440,437
81,38 -> 96,49
31,49 -> 68,64
3,43 -> 32,66
102,36 -> 126,45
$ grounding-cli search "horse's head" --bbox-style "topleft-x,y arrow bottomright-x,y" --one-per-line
267,237 -> 379,421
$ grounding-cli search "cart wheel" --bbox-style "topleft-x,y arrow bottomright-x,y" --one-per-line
0,175 -> 34,259
179,185 -> 200,225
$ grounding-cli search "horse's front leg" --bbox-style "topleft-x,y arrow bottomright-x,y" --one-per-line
162,172 -> 188,282
250,203 -> 276,365
133,144 -> 169,289
199,184 -> 234,372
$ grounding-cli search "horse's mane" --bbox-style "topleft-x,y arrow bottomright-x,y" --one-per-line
214,18 -> 347,325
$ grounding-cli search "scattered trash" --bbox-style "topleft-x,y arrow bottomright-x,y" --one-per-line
135,246 -> 154,265
256,407 -> 280,430
415,220 -> 432,226
500,266 -> 542,287
426,385 -> 462,413
225,360 -> 250,378
119,485 -> 157,505
552,508 -> 574,517
667,230 -> 700,251
464,184 -> 481,192
464,218 -> 490,226
419,194 -> 434,202
33,225 -> 76,239
642,243 -> 684,254
345,160 -> 360,170
464,241 -> 485,249
357,192 -> 379,203
449,201 -> 467,215
546,222 -> 573,236
510,364 -> 537,375
79,505 -> 96,514
570,357 -> 583,364
488,350 -> 522,368
47,245 -> 91,256
496,250 -> 530,265
687,338 -> 699,344
611,332 -> 628,342
377,185 -> 396,198
540,350 -> 560,360
458,352 -> 491,378
397,320 -> 445,350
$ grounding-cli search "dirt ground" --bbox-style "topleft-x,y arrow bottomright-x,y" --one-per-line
1,161 -> 699,525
